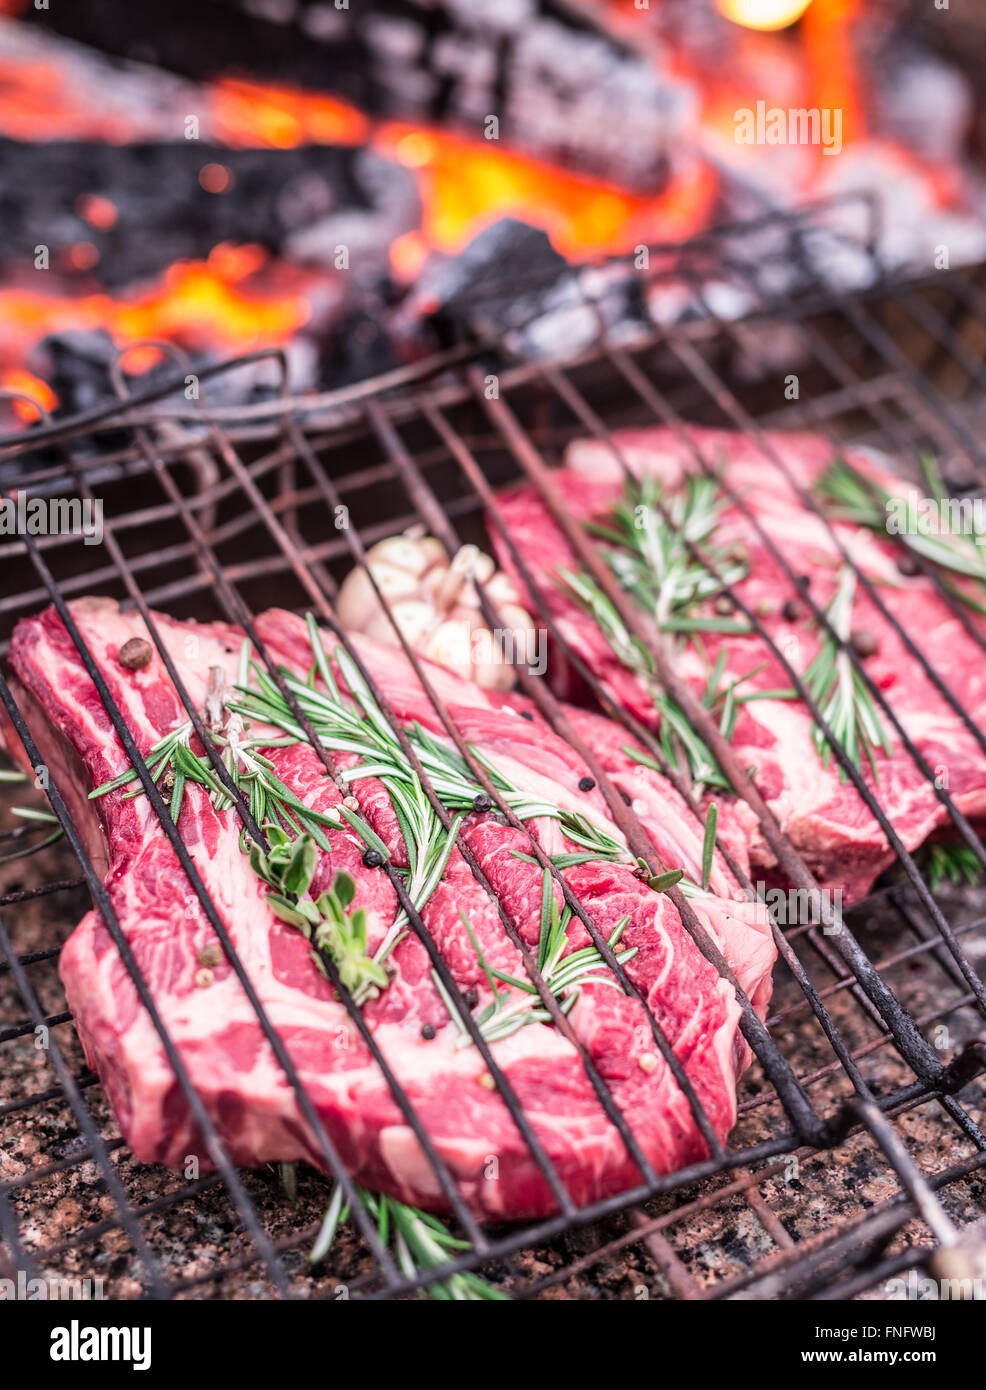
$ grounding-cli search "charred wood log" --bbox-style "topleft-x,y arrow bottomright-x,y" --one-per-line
0,137 -> 420,285
23,0 -> 692,192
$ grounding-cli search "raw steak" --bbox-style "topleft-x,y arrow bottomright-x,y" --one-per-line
493,425 -> 986,902
5,597 -> 774,1218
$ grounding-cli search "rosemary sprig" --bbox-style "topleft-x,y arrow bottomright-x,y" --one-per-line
0,806 -> 64,865
88,713 -> 339,852
582,472 -> 750,634
558,564 -> 773,795
914,843 -> 984,894
437,874 -> 636,1048
817,455 -> 986,615
228,616 -> 631,870
311,1183 -> 508,1300
801,566 -> 893,780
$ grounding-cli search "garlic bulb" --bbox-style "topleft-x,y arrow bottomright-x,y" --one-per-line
336,532 -> 536,690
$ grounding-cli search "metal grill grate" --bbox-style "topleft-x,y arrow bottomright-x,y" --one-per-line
2,203 -> 986,1300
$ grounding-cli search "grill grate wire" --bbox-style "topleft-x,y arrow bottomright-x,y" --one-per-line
1,205 -> 985,1299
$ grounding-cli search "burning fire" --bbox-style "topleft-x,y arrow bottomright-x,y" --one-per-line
0,244 -> 312,377
0,368 -> 57,422
208,80 -> 719,265
382,124 -> 717,267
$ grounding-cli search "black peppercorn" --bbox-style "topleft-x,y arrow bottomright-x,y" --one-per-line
463,987 -> 479,1010
850,628 -> 878,659
519,710 -> 534,721
421,1023 -> 436,1041
362,848 -> 383,868
118,637 -> 153,670
896,551 -> 920,577
781,597 -> 804,623
578,776 -> 595,792
473,793 -> 492,813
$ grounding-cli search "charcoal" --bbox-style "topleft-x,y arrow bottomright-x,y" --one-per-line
393,218 -> 648,360
0,139 -> 419,286
24,0 -> 691,190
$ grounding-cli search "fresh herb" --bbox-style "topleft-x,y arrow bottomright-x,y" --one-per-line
701,802 -> 717,892
311,1183 -> 508,1300
915,843 -> 984,894
582,472 -> 750,634
229,617 -> 631,871
817,455 -> 986,616
438,873 -> 636,1048
89,617 -> 630,1007
800,567 -> 893,780
88,712 -> 340,851
0,806 -> 64,865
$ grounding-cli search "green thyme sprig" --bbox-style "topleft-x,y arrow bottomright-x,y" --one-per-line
311,1183 -> 508,1300
251,838 -> 388,1003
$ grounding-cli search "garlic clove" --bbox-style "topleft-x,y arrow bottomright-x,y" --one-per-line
423,618 -> 474,680
363,598 -> 436,649
485,571 -> 524,606
365,536 -> 438,577
472,658 -> 517,692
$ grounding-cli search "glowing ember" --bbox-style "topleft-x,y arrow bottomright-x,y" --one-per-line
0,245 -> 312,373
212,79 -> 368,149
202,81 -> 718,261
382,123 -> 714,261
0,368 -> 58,422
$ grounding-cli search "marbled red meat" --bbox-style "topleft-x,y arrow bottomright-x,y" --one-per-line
492,426 -> 986,902
6,597 -> 774,1218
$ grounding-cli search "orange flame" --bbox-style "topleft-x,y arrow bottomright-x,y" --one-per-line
0,245 -> 312,373
1,369 -> 58,421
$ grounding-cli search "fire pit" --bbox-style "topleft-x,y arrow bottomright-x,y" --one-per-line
1,0 -> 986,1314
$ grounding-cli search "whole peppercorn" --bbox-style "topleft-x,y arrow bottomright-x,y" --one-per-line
118,637 -> 153,670
850,629 -> 879,659
578,776 -> 596,792
362,848 -> 383,868
781,597 -> 805,623
472,793 -> 492,814
421,1023 -> 436,1041
463,986 -> 479,1010
896,551 -> 920,577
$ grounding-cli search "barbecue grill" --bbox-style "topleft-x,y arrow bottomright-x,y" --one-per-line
2,202 -> 986,1302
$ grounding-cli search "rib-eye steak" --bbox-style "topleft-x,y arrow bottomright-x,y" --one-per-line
6,598 -> 774,1218
493,426 -> 986,902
